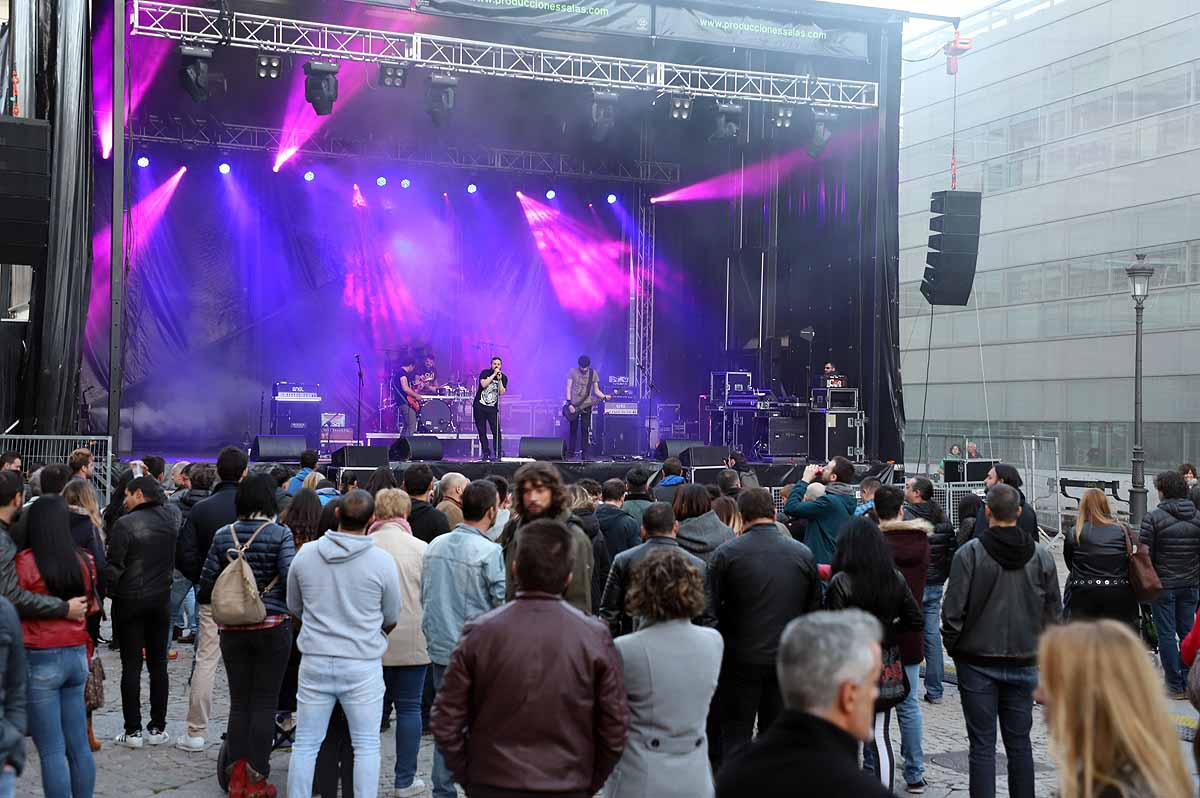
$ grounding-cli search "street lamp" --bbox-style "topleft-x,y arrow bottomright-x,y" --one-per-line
1127,253 -> 1155,530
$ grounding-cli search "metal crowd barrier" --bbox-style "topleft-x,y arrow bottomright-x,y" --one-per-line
0,434 -> 114,506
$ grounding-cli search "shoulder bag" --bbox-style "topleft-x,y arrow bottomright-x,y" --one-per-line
1121,523 -> 1162,604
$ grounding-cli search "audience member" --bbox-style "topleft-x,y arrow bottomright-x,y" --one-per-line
283,488 -> 324,547
364,466 -> 398,496
269,465 -> 293,515
0,589 -> 21,797
652,458 -> 687,503
197,474 -> 294,796
168,464 -> 212,647
942,483 -> 1060,798
622,468 -> 655,525
497,463 -> 594,614
566,484 -> 611,615
60,480 -> 108,650
605,548 -> 722,798
167,461 -> 191,496
1063,488 -> 1137,628
142,456 -> 167,484
483,475 -> 511,541
783,457 -> 858,565
1039,621 -> 1192,798
431,519 -> 629,797
106,475 -> 178,748
302,471 -> 323,493
1140,469 -> 1200,698
710,495 -> 741,535
371,488 -> 429,798
316,479 -> 341,505
596,479 -> 641,557
435,473 -> 468,529
600,503 -> 708,637
0,454 -> 19,474
716,469 -> 741,499
724,451 -> 760,489
673,484 -> 734,566
975,464 -> 1039,541
903,477 -> 955,705
286,489 -> 401,798
715,610 -> 890,798
827,514 -> 924,793
0,471 -> 82,622
706,488 -> 821,763
956,493 -> 982,548
403,464 -> 451,544
422,480 -> 506,798
854,477 -> 881,517
288,450 -> 320,495
1181,463 -> 1198,489
68,448 -> 94,482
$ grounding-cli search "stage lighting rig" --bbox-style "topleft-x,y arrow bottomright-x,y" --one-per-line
669,96 -> 692,121
771,106 -> 794,129
808,109 -> 838,158
710,101 -> 744,141
179,45 -> 213,103
426,74 -> 458,127
303,60 -> 340,116
379,63 -> 408,89
591,89 -> 619,142
256,52 -> 281,80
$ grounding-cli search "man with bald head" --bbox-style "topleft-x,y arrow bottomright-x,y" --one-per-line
436,473 -> 468,529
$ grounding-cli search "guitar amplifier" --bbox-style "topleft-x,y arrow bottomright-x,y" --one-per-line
602,415 -> 643,457
271,382 -> 322,450
604,401 -> 640,416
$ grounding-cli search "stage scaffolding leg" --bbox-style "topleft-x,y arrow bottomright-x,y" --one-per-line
107,0 -> 126,441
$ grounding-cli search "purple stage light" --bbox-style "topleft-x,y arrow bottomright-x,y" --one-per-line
545,189 -> 556,200
218,163 -> 231,175
303,170 -> 315,182
607,194 -> 617,205
376,176 -> 387,187
352,183 -> 368,208
136,156 -> 150,168
400,178 -> 411,189
467,183 -> 478,194
273,61 -> 372,172
94,10 -> 171,160
650,149 -> 809,205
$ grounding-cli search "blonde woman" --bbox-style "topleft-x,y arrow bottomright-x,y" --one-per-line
1063,489 -> 1136,627
1037,621 -> 1192,798
301,470 -> 322,492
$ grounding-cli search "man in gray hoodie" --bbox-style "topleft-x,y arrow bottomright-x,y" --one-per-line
286,489 -> 402,798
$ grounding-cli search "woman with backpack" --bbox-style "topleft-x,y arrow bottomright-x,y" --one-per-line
197,473 -> 295,798
826,517 -> 923,793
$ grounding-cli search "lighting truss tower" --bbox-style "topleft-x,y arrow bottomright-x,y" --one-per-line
630,186 -> 656,402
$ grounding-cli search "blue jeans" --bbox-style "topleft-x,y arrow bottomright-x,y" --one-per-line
383,665 -> 428,789
922,583 -> 945,699
430,664 -> 455,798
1152,586 -> 1199,693
956,662 -> 1037,798
862,664 -> 924,785
169,573 -> 197,636
288,656 -> 384,798
0,767 -> 14,798
27,646 -> 95,798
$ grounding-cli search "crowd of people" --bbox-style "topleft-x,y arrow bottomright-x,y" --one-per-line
0,446 -> 1198,797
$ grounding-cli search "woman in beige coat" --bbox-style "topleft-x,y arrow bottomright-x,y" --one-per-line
370,488 -> 430,798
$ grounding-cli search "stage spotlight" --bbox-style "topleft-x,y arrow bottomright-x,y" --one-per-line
256,52 -> 281,80
303,60 -> 340,116
400,178 -> 411,189
546,189 -> 556,200
771,106 -> 795,129
136,156 -> 150,168
379,63 -> 408,89
179,45 -> 213,103
607,193 -> 617,205
218,162 -> 231,175
591,89 -> 619,142
669,96 -> 692,121
808,109 -> 838,158
303,170 -> 315,182
711,101 -> 744,142
467,183 -> 478,194
426,74 -> 458,127
376,176 -> 387,187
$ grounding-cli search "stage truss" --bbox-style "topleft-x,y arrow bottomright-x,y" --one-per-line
129,115 -> 681,184
630,185 -> 655,401
130,0 -> 880,109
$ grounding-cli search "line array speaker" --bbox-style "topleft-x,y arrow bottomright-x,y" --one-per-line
0,118 -> 50,266
921,190 -> 981,306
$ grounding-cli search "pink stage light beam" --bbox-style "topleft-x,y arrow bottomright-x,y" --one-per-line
273,61 -> 371,172
650,148 -> 811,205
93,13 -> 172,159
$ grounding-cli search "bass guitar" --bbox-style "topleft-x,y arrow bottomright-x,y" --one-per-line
562,394 -> 612,421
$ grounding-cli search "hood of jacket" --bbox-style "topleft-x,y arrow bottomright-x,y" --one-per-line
676,511 -> 732,555
879,517 -> 934,537
595,503 -> 634,522
905,501 -> 944,526
980,524 -> 1036,570
1158,497 -> 1199,523
316,530 -> 377,562
659,475 -> 686,487
826,482 -> 855,498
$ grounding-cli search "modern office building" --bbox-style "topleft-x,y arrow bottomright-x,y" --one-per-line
898,0 -> 1200,478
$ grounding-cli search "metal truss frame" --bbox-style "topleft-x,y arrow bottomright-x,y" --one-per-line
129,115 -> 680,184
630,188 -> 655,401
131,0 -> 879,109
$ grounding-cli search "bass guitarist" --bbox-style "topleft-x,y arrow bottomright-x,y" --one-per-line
564,355 -> 611,460
395,354 -> 421,435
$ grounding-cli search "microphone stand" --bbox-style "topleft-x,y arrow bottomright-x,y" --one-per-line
355,355 -> 364,446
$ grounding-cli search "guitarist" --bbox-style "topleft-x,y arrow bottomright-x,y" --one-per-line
564,355 -> 611,461
395,354 -> 421,435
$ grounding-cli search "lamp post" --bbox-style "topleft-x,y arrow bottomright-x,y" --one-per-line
1127,253 -> 1155,531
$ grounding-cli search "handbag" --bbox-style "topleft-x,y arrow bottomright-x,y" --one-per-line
1121,523 -> 1162,603
875,641 -> 910,712
211,522 -> 278,627
84,656 -> 106,711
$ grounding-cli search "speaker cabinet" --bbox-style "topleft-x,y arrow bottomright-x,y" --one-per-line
921,190 -> 981,306
251,435 -> 307,463
390,437 -> 444,462
330,445 -> 389,469
0,118 -> 49,266
519,437 -> 566,461
680,446 -> 730,468
602,416 -> 643,458
654,439 -> 707,461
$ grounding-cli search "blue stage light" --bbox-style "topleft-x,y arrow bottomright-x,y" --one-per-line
607,193 -> 617,204
376,176 -> 387,187
136,156 -> 150,168
303,170 -> 315,182
467,183 -> 478,194
218,163 -> 231,175
546,189 -> 556,200
400,178 -> 411,189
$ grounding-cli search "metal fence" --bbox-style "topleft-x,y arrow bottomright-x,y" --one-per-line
0,435 -> 114,507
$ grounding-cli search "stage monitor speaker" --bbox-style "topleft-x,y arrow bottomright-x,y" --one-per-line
331,445 -> 388,469
251,435 -> 307,463
520,437 -> 566,461
921,190 -> 981,306
680,446 -> 730,468
0,118 -> 50,266
390,437 -> 444,462
654,439 -> 707,461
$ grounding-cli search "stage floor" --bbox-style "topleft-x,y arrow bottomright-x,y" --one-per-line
377,459 -> 806,488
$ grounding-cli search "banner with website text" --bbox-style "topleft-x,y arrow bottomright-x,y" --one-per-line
406,0 -> 654,38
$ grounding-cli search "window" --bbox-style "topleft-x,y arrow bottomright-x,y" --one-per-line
1135,70 -> 1189,117
1068,260 -> 1111,296
1004,267 -> 1041,304
1042,262 -> 1067,299
1071,90 -> 1114,135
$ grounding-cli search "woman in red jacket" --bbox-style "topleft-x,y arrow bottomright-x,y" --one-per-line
16,495 -> 97,798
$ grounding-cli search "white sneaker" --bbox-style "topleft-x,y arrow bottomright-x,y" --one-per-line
176,734 -> 206,752
145,729 -> 170,746
394,780 -> 426,798
115,731 -> 144,749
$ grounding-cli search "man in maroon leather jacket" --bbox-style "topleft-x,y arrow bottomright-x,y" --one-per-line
430,519 -> 629,798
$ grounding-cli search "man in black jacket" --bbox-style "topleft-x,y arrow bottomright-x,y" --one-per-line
716,609 -> 889,798
1141,469 -> 1200,697
175,446 -> 245,753
975,464 -> 1040,542
107,476 -> 179,748
598,503 -> 709,637
404,464 -> 450,544
595,479 -> 640,558
904,476 -> 956,705
0,472 -> 84,622
706,488 -> 821,765
941,484 -> 1060,798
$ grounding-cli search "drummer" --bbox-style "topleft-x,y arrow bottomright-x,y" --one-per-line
415,351 -> 438,394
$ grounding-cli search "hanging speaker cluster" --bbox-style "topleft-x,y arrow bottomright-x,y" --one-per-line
921,190 -> 981,306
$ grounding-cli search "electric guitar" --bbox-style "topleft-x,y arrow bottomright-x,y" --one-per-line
562,394 -> 612,421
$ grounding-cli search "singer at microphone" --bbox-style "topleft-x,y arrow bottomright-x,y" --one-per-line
473,355 -> 508,462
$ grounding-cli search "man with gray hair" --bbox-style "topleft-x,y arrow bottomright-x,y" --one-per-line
716,609 -> 891,798
436,472 -> 468,529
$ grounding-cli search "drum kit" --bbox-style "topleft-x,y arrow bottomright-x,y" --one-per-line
378,377 -> 475,434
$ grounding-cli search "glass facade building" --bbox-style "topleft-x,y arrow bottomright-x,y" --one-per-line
898,0 -> 1200,474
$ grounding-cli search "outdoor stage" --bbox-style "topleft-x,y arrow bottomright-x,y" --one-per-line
385,459 -> 805,489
